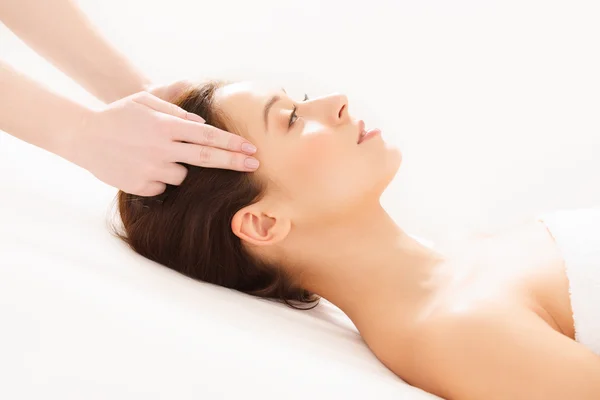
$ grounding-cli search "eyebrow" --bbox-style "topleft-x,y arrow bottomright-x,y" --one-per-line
263,88 -> 287,132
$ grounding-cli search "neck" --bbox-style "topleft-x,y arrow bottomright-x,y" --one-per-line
285,204 -> 449,320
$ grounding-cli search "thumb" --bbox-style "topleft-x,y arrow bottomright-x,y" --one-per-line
132,91 -> 205,123
141,181 -> 167,197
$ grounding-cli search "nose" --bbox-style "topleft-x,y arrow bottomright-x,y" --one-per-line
317,93 -> 349,125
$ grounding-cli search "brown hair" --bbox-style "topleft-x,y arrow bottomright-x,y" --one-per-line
114,80 -> 319,309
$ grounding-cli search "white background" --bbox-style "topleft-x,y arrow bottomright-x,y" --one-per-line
2,0 -> 600,243
1,2 -> 600,399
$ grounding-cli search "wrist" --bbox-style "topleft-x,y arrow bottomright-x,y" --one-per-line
101,74 -> 151,104
55,104 -> 97,167
85,57 -> 151,103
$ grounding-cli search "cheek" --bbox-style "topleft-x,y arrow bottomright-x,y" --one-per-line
263,134 -> 397,214
279,137 -> 364,205
291,136 -> 344,176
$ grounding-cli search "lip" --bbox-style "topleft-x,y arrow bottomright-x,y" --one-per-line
357,120 -> 382,144
359,128 -> 382,144
356,120 -> 366,144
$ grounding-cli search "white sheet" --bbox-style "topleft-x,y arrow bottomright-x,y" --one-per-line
0,167 -> 440,399
9,1 -> 598,396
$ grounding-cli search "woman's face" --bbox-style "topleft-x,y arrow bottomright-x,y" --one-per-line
215,82 -> 402,219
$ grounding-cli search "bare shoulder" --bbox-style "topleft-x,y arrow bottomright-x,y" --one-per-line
394,303 -> 600,400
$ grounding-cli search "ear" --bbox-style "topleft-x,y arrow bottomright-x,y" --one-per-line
231,203 -> 291,247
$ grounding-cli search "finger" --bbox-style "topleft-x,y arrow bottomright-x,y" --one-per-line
132,91 -> 205,123
137,181 -> 167,197
159,163 -> 189,186
162,80 -> 193,102
169,120 -> 257,155
169,142 -> 260,171
148,80 -> 192,102
134,91 -> 256,155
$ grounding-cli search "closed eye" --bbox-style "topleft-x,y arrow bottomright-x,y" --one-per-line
288,105 -> 298,128
288,93 -> 309,128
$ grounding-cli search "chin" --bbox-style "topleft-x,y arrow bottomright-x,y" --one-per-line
366,149 -> 402,197
383,147 -> 403,186
387,145 -> 403,174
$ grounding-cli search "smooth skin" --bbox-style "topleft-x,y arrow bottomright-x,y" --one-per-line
0,0 -> 259,196
404,303 -> 600,399
209,81 -> 600,399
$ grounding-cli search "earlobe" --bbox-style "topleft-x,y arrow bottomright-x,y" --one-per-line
231,205 -> 290,247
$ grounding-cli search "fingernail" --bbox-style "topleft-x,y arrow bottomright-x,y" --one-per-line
244,157 -> 260,169
187,112 -> 205,123
241,143 -> 257,154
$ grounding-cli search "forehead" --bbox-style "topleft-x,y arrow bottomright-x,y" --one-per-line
214,81 -> 279,139
217,81 -> 276,102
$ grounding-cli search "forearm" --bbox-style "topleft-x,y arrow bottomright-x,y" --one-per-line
0,61 -> 91,160
0,0 -> 150,103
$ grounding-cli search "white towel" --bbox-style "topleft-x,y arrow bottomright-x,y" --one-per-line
538,206 -> 600,356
